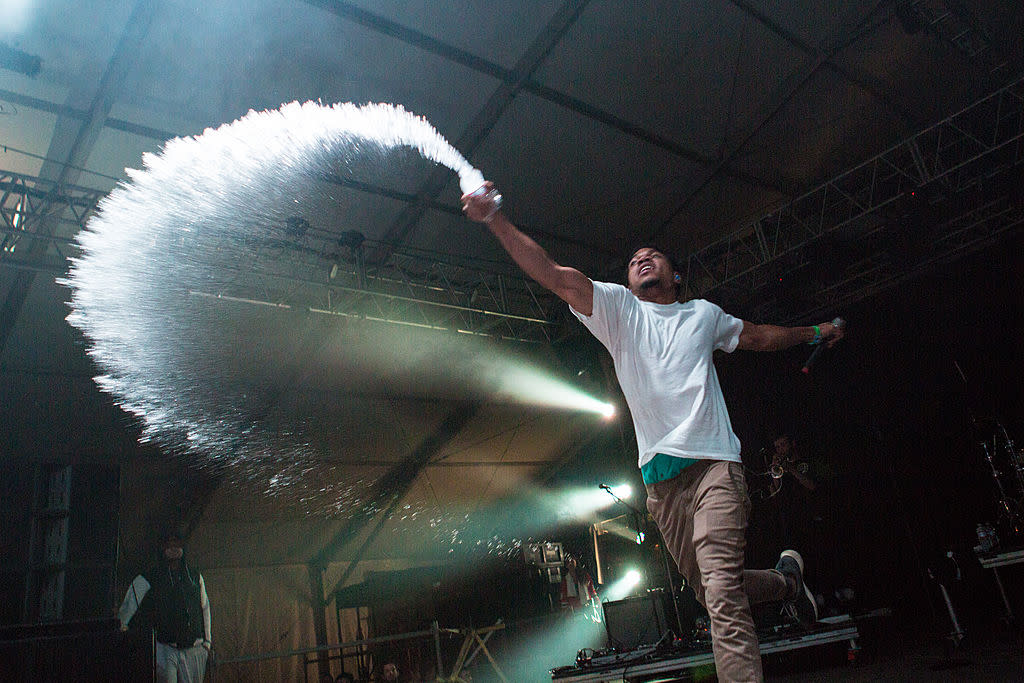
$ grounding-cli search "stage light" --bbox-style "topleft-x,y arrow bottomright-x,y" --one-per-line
560,488 -> 616,519
491,364 -> 618,418
604,567 -> 643,600
556,481 -> 639,521
609,483 -> 631,500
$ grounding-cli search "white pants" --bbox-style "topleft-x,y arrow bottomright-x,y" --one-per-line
156,641 -> 208,683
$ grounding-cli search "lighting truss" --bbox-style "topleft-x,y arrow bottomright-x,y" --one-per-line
0,170 -> 102,268
0,167 -> 563,344
190,237 -> 562,344
899,0 -> 1001,67
683,75 -> 1024,322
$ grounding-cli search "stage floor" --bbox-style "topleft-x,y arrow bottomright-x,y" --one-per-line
551,612 -> 1024,682
764,624 -> 1024,682
551,615 -> 859,682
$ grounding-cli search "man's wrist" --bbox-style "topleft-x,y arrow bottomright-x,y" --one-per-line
808,324 -> 822,345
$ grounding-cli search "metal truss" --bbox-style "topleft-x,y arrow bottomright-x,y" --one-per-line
683,75 -> 1024,322
190,238 -> 562,344
10,77 -> 1023,340
0,170 -> 102,266
899,0 -> 1002,69
0,168 -> 563,344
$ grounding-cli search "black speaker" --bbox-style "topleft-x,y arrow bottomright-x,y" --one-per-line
603,592 -> 669,650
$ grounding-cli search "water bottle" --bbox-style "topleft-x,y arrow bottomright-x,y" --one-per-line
469,185 -> 502,220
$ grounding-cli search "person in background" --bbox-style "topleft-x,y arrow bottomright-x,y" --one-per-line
118,532 -> 211,682
559,553 -> 599,618
378,661 -> 400,681
767,435 -> 817,497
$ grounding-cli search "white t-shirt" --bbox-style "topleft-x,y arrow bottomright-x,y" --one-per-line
570,281 -> 744,467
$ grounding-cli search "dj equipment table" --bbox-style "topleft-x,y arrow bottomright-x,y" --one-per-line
551,615 -> 859,682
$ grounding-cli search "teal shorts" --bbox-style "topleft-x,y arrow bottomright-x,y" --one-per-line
641,453 -> 700,485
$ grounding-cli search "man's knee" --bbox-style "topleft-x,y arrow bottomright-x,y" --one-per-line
702,575 -> 746,613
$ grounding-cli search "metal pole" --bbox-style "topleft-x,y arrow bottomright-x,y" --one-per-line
937,582 -> 965,646
217,627 -> 436,666
307,563 -> 331,680
658,528 -> 686,639
991,567 -> 1015,622
431,620 -> 443,678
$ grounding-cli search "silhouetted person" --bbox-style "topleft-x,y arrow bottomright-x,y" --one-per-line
118,533 -> 211,682
383,661 -> 399,681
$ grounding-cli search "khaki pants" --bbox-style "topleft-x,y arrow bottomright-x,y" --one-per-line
156,641 -> 209,683
646,459 -> 789,683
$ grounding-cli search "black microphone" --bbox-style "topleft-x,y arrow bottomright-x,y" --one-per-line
802,317 -> 844,374
599,483 -> 611,490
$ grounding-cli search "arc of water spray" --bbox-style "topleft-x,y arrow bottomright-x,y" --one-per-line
61,101 -> 492,455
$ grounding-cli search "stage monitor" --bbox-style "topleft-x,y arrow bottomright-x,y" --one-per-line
602,592 -> 669,650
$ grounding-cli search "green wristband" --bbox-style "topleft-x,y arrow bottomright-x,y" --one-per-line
810,325 -> 822,345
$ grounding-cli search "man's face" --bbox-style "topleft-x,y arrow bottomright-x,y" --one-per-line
163,537 -> 184,560
627,248 -> 675,293
382,663 -> 398,681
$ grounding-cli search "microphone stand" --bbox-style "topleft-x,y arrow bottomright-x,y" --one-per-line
601,486 -> 685,641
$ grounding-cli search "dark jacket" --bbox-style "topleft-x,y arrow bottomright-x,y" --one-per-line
140,560 -> 205,647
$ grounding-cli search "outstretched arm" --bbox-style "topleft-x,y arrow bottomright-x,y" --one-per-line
737,320 -> 844,352
462,183 -> 594,315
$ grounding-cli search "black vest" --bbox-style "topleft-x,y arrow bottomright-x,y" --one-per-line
142,562 -> 204,647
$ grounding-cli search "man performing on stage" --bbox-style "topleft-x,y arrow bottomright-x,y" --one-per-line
462,183 -> 844,682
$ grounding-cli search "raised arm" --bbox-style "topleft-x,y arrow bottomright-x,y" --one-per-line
737,320 -> 844,352
462,183 -> 594,315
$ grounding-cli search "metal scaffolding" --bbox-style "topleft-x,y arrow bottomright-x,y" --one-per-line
188,239 -> 562,344
4,76 -> 1022,338
682,75 -> 1024,322
0,167 -> 564,344
0,170 -> 102,270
